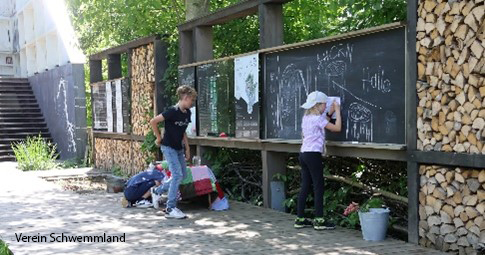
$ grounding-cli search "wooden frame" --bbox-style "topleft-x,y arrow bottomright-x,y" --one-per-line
406,0 -> 419,244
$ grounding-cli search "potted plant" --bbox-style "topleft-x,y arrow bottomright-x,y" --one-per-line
343,197 -> 390,241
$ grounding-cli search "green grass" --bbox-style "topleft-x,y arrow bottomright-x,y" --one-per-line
0,239 -> 13,255
12,135 -> 59,171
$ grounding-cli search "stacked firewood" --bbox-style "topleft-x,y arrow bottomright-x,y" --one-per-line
416,0 -> 485,154
131,43 -> 155,136
419,165 -> 485,254
94,138 -> 154,176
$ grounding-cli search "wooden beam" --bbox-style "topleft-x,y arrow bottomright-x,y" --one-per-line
179,30 -> 194,65
410,151 -> 485,169
260,22 -> 405,54
127,48 -> 133,134
107,54 -> 122,80
187,137 -> 407,161
258,3 -> 284,49
178,0 -> 293,32
406,0 -> 419,245
178,22 -> 405,69
89,60 -> 103,83
193,26 -> 214,62
154,39 -> 169,115
93,131 -> 145,142
261,150 -> 286,209
89,35 -> 159,61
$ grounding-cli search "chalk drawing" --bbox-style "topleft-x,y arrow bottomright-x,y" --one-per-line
276,64 -> 307,132
56,78 -> 76,153
346,102 -> 373,142
235,54 -> 259,114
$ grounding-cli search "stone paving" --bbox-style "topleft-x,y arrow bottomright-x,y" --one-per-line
0,162 -> 448,255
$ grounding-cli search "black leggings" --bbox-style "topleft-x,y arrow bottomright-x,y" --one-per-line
297,152 -> 324,218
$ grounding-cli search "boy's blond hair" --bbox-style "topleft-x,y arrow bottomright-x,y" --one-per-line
177,85 -> 197,100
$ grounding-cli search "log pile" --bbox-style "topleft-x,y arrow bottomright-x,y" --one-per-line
94,138 -> 154,176
131,43 -> 155,136
417,0 -> 485,154
419,165 -> 485,254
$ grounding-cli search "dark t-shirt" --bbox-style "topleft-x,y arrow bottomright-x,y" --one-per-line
162,106 -> 191,150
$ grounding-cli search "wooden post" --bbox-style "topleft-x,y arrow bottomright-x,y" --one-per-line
180,30 -> 194,65
193,26 -> 214,62
89,59 -> 103,83
127,48 -> 133,134
406,0 -> 419,245
154,38 -> 169,115
196,145 -> 210,166
258,3 -> 283,49
107,54 -> 122,80
261,150 -> 286,209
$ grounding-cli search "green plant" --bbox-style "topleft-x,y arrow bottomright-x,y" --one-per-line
360,197 -> 385,212
112,165 -> 129,178
12,135 -> 59,171
141,130 -> 158,164
59,158 -> 86,169
0,239 -> 13,255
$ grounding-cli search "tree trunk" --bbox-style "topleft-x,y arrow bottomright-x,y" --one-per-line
185,0 -> 210,21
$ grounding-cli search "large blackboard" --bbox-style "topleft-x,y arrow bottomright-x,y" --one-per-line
91,79 -> 130,133
264,27 -> 406,144
197,61 -> 235,136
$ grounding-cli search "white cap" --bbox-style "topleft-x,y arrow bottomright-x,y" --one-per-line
301,91 -> 328,109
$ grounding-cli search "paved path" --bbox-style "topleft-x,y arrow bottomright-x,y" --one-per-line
0,162 -> 448,255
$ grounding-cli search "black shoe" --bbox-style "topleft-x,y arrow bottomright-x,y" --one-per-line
314,218 -> 336,230
294,218 -> 313,229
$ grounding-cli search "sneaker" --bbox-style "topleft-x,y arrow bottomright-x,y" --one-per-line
134,199 -> 153,208
151,187 -> 162,209
165,207 -> 187,219
313,218 -> 336,230
294,218 -> 313,229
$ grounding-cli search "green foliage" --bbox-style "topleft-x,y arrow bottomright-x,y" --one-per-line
59,158 -> 87,169
67,0 -> 406,129
112,165 -> 129,178
0,239 -> 13,255
12,135 -> 59,171
360,197 -> 385,212
141,130 -> 158,164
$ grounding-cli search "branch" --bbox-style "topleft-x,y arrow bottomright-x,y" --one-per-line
287,166 -> 408,204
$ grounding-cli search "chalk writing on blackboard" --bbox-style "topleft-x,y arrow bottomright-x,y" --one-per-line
362,66 -> 392,93
346,102 -> 373,142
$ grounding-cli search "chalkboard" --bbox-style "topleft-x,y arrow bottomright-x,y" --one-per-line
92,82 -> 107,131
179,67 -> 195,86
264,27 -> 406,144
197,61 -> 235,137
178,67 -> 197,136
92,79 -> 130,133
234,54 -> 260,139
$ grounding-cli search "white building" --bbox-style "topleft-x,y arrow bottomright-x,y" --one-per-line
0,0 -> 85,77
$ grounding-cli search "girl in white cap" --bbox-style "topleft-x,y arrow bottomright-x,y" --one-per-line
295,91 -> 342,230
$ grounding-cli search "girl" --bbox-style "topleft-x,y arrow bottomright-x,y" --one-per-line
295,91 -> 341,230
150,85 -> 197,219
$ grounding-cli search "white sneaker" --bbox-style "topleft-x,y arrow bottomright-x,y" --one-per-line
134,200 -> 153,208
151,187 -> 161,209
165,207 -> 187,219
